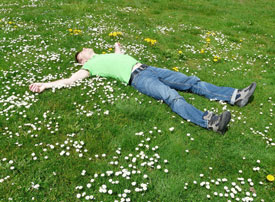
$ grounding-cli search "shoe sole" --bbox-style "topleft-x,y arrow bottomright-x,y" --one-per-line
239,82 -> 257,107
218,111 -> 231,134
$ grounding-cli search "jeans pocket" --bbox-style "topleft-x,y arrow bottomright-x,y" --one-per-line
133,68 -> 149,86
131,73 -> 141,88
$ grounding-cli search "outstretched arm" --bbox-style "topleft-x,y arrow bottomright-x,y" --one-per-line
114,42 -> 123,54
29,69 -> 90,93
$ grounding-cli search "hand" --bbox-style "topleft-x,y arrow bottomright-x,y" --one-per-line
114,42 -> 121,48
29,83 -> 46,93
114,42 -> 123,54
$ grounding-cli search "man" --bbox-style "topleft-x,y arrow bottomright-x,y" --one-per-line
29,42 -> 256,134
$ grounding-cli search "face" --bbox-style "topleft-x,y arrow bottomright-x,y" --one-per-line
78,48 -> 95,64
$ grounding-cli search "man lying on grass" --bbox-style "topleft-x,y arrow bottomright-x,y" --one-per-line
29,42 -> 256,134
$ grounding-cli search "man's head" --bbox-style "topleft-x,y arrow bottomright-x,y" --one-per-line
75,48 -> 95,65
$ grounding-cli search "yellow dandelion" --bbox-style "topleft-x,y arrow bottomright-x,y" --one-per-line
200,49 -> 205,54
109,31 -> 123,37
73,29 -> 81,35
68,28 -> 73,32
151,40 -> 157,45
108,48 -> 113,51
206,38 -> 211,43
8,21 -> 13,24
240,39 -> 243,42
144,38 -> 157,45
172,67 -> 179,72
102,51 -> 106,54
267,175 -> 274,182
144,38 -> 150,42
14,25 -> 17,28
178,50 -> 183,54
213,56 -> 219,62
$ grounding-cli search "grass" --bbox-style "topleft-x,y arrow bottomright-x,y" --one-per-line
0,0 -> 275,201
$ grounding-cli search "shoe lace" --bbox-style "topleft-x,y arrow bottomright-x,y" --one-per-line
235,84 -> 252,102
209,115 -> 220,126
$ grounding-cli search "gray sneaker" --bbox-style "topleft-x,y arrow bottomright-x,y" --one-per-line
235,82 -> 256,107
203,111 -> 231,134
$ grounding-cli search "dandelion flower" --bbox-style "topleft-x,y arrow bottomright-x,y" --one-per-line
144,38 -> 157,46
213,56 -> 219,62
172,67 -> 179,72
109,32 -> 122,37
266,174 -> 274,182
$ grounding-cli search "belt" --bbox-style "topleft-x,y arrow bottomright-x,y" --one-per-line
128,64 -> 148,85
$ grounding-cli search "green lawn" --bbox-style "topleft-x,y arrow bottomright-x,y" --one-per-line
0,0 -> 274,201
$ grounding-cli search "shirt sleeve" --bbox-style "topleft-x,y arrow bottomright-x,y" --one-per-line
81,65 -> 93,76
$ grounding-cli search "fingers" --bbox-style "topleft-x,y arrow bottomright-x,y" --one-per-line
29,84 -> 34,92
30,85 -> 36,92
33,86 -> 38,92
31,84 -> 36,92
29,83 -> 40,93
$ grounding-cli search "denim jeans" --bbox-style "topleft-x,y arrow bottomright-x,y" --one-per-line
131,66 -> 237,128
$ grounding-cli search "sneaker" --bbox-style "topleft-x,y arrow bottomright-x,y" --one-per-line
235,82 -> 256,107
203,111 -> 231,134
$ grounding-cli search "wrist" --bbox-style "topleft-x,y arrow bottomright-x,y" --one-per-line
44,83 -> 52,89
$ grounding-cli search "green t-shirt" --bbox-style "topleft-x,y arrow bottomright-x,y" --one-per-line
81,53 -> 139,84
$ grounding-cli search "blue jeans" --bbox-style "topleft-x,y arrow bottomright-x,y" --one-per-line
131,66 -> 237,128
